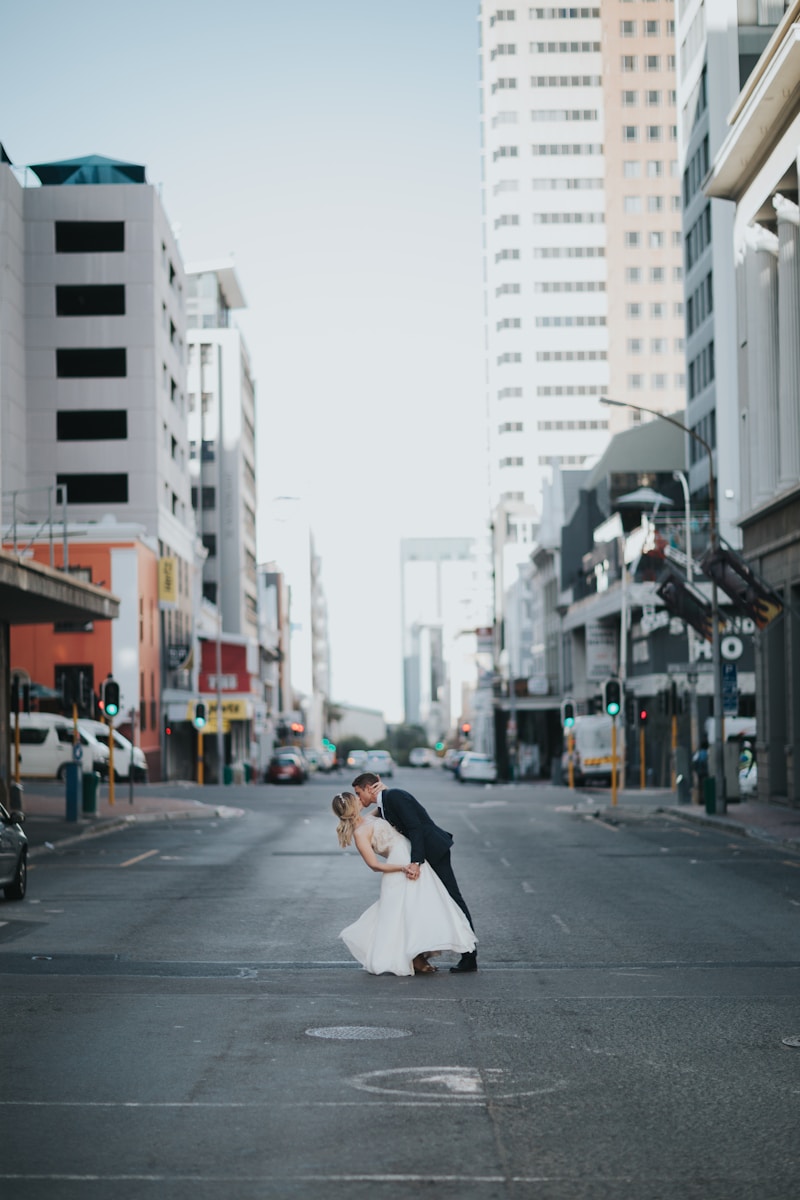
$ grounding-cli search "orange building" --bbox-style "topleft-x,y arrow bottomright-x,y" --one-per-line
8,527 -> 162,778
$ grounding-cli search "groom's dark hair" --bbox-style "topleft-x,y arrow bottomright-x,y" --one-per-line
352,772 -> 379,789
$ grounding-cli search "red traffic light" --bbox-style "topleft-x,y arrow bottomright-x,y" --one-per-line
639,709 -> 649,725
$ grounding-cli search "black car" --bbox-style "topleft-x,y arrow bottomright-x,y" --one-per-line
0,802 -> 28,900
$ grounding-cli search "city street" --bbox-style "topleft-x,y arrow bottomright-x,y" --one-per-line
2,768 -> 799,1198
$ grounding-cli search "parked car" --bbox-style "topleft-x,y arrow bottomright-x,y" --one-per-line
443,749 -> 465,773
301,748 -> 320,773
265,750 -> 308,784
0,801 -> 27,900
346,750 -> 368,771
456,752 -> 498,783
11,713 -> 110,780
409,747 -> 436,768
365,749 -> 396,777
80,719 -> 148,782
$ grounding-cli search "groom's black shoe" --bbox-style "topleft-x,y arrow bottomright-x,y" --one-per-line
450,951 -> 478,974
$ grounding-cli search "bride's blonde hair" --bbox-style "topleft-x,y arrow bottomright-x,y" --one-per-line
332,791 -> 361,848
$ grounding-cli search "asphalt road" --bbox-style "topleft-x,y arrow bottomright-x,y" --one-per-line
1,768 -> 799,1198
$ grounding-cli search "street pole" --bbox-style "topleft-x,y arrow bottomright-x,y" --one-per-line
600,398 -> 725,813
674,470 -> 699,777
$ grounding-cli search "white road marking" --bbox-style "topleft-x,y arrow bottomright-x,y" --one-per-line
500,857 -> 510,867
521,881 -> 535,893
119,849 -> 159,868
551,913 -> 570,934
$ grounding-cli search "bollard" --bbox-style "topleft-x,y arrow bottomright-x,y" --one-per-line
65,762 -> 82,822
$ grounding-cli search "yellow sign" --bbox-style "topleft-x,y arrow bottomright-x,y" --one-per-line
186,698 -> 251,724
158,557 -> 177,606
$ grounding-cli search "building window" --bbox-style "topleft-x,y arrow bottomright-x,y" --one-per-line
56,348 -> 126,378
646,90 -> 661,106
622,55 -> 637,71
647,126 -> 663,142
56,410 -> 128,440
647,160 -> 664,178
55,221 -> 124,253
651,338 -> 667,353
620,19 -> 636,35
624,196 -> 642,214
648,195 -> 664,213
626,267 -> 642,283
627,338 -> 642,354
624,231 -> 641,247
202,533 -> 217,558
645,55 -> 661,70
649,231 -> 664,249
626,303 -> 642,318
644,19 -> 660,34
623,160 -> 641,178
622,90 -> 638,107
56,474 -> 129,504
55,285 -> 125,317
623,126 -> 639,142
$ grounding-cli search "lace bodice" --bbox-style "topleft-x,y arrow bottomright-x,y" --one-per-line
361,814 -> 403,857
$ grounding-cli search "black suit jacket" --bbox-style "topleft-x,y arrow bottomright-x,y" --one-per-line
380,787 -> 453,866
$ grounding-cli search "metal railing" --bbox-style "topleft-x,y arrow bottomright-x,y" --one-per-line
2,484 -> 69,569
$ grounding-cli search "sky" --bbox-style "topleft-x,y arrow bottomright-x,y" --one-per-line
1,0 -> 489,722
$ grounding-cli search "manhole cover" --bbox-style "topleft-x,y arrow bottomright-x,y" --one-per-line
306,1026 -> 412,1040
781,1035 -> 800,1048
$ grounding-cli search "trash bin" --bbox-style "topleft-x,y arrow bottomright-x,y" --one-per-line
703,776 -> 716,815
65,762 -> 82,822
223,764 -> 233,785
82,771 -> 100,815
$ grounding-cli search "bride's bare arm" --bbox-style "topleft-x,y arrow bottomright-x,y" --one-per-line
353,827 -> 405,874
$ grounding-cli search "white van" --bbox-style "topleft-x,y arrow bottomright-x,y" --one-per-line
11,713 -> 110,780
80,719 -> 148,782
562,714 -> 616,786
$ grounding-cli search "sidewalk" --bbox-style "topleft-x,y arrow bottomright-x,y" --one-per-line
15,786 -> 244,855
568,785 -> 800,852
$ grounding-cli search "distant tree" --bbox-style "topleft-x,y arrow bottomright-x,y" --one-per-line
374,724 -> 429,766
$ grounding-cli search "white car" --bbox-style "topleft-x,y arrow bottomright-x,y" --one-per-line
456,752 -> 498,784
80,720 -> 148,782
409,747 -> 436,768
365,749 -> 396,778
346,750 -> 369,771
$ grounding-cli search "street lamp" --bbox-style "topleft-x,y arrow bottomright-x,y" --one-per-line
599,397 -> 725,813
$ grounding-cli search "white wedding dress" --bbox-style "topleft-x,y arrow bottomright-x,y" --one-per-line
339,815 -> 476,976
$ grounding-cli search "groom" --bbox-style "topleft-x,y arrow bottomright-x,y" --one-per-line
351,772 -> 477,973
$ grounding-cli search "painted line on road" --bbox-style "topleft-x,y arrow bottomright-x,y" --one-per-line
521,881 -> 535,893
591,817 -> 620,833
119,849 -> 159,868
500,857 -> 510,867
782,860 -> 800,870
552,914 -> 571,934
460,817 -> 480,835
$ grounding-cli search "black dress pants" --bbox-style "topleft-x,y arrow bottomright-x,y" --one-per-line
430,851 -> 474,932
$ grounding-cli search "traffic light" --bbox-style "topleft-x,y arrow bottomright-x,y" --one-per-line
638,706 -> 649,727
194,700 -> 207,729
435,741 -> 444,752
603,678 -> 622,717
560,698 -> 576,728
102,676 -> 120,718
656,572 -> 721,642
700,543 -> 783,630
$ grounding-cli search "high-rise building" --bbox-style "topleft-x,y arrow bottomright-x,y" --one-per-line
186,259 -> 258,641
479,3 -> 685,601
0,153 -> 199,773
675,0 -> 786,546
401,537 -> 485,743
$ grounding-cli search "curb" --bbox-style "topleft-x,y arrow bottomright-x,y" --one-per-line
26,803 -> 245,858
657,805 -> 800,853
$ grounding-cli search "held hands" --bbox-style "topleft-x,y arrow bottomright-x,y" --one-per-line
404,863 -> 421,881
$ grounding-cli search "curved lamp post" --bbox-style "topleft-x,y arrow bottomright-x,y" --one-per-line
599,397 -> 725,813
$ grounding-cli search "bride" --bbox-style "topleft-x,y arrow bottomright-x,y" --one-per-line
332,791 -> 477,977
